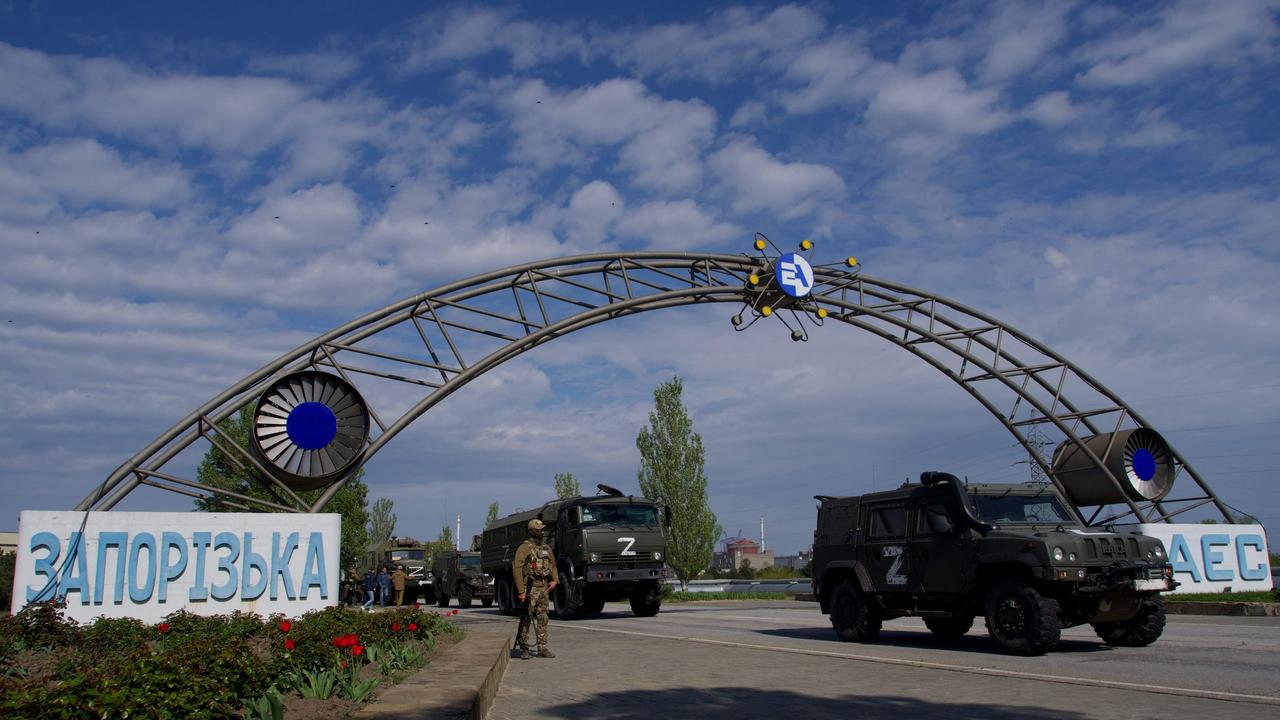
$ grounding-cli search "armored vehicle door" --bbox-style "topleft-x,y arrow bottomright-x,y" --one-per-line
860,501 -> 910,593
907,498 -> 971,596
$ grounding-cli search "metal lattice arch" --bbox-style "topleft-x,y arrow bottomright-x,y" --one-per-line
77,252 -> 1233,526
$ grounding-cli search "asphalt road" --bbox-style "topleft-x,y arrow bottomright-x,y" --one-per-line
458,600 -> 1280,720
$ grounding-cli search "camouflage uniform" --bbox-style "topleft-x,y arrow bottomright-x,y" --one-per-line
513,519 -> 559,657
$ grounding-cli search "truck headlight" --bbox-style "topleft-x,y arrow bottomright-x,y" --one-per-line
1068,552 -> 1077,562
1153,545 -> 1165,559
590,552 -> 600,563
1052,547 -> 1065,562
654,551 -> 662,561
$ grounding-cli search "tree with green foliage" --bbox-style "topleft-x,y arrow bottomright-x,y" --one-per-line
554,472 -> 581,499
193,404 -> 371,571
485,501 -> 500,529
367,498 -> 397,553
636,376 -> 721,591
424,525 -> 455,561
0,550 -> 14,613
733,557 -> 755,579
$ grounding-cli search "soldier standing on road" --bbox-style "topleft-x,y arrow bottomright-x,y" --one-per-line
392,564 -> 408,606
514,518 -> 559,659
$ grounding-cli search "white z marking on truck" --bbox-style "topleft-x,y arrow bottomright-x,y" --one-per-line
618,537 -> 637,556
883,545 -> 907,585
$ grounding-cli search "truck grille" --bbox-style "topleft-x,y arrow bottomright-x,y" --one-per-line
1083,537 -> 1138,560
599,552 -> 656,565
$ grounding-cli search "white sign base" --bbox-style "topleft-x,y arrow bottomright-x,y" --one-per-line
1136,523 -> 1272,594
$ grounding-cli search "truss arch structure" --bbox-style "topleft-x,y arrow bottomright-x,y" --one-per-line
78,252 -> 1232,526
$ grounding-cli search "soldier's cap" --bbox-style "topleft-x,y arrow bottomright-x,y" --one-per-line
528,519 -> 545,534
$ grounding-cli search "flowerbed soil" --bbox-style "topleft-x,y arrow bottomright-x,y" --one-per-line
0,603 -> 465,720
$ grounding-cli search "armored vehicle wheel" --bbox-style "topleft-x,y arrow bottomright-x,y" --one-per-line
437,593 -> 450,608
629,581 -> 661,617
924,615 -> 974,639
458,584 -> 474,609
830,580 -> 881,643
496,577 -> 512,615
1092,596 -> 1166,647
984,582 -> 1061,656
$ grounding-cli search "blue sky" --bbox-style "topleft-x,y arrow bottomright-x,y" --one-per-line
2,1 -> 1278,557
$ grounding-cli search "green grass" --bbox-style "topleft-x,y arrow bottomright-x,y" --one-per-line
665,592 -> 790,602
1165,591 -> 1276,603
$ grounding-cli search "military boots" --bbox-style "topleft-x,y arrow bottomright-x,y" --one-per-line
537,647 -> 555,658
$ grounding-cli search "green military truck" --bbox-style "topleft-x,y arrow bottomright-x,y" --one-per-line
812,472 -> 1176,655
432,550 -> 495,608
481,484 -> 668,619
366,536 -> 436,605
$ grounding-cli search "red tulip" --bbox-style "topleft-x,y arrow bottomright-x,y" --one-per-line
391,623 -> 401,632
158,623 -> 170,634
333,633 -> 359,648
452,610 -> 459,616
278,620 -> 292,633
284,638 -> 296,651
352,644 -> 365,657
341,660 -> 347,669
408,623 -> 418,631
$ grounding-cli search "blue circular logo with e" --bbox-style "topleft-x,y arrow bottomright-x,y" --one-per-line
286,401 -> 339,450
775,253 -> 814,298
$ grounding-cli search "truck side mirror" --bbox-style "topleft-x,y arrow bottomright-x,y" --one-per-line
664,507 -> 672,527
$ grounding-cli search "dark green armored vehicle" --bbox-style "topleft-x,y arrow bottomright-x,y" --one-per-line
812,472 -> 1176,655
432,550 -> 494,608
481,484 -> 668,619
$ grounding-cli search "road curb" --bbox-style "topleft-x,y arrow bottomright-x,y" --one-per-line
352,631 -> 510,720
1166,601 -> 1280,617
791,593 -> 1279,616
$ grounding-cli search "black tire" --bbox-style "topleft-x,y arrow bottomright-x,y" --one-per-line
829,580 -> 881,643
554,579 -> 584,620
1092,596 -> 1166,647
629,582 -> 662,617
437,592 -> 450,608
924,615 -> 974,640
458,584 -> 474,609
984,582 -> 1062,656
482,597 -> 494,608
496,577 -> 511,615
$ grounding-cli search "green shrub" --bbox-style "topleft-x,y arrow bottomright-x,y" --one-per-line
0,552 -> 14,613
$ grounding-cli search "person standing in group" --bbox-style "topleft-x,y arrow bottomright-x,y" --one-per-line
361,567 -> 377,611
391,564 -> 408,606
514,518 -> 558,659
378,566 -> 392,607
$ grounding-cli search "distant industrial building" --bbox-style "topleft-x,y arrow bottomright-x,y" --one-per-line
713,538 -> 774,572
773,550 -> 812,570
0,531 -> 17,555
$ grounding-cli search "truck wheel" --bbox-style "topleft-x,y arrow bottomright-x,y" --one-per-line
496,577 -> 511,615
458,584 -> 474,609
984,582 -> 1061,656
924,615 -> 974,639
482,597 -> 494,608
583,591 -> 606,615
830,580 -> 881,643
437,593 -> 450,608
1092,596 -> 1166,647
629,582 -> 661,617
554,580 -> 584,620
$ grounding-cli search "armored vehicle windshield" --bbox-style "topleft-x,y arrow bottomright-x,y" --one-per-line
580,503 -> 659,528
969,488 -> 1074,524
459,554 -> 481,569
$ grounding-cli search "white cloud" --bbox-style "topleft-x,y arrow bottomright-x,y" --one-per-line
1078,0 -> 1279,86
708,139 -> 845,218
0,139 -> 192,211
564,180 -> 623,244
614,200 -> 742,249
865,67 -> 1014,136
401,7 -> 585,70
248,51 -> 360,83
501,78 -> 715,193
730,101 -> 768,128
1024,90 -> 1080,128
1117,108 -> 1196,148
977,0 -> 1073,83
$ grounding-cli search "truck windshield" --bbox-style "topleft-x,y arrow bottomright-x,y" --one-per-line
459,555 -> 481,569
580,504 -> 659,527
391,549 -> 425,561
971,492 -> 1075,524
